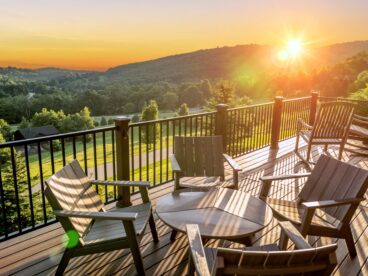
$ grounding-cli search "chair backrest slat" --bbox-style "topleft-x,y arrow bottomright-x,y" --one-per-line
299,155 -> 368,221
174,136 -> 224,177
45,160 -> 103,237
217,244 -> 337,275
312,102 -> 354,139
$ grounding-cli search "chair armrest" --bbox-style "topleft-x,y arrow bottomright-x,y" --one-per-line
278,221 -> 311,250
186,224 -> 211,276
260,173 -> 311,182
223,154 -> 242,171
170,155 -> 182,173
54,210 -> 137,221
354,114 -> 368,123
259,173 -> 310,199
302,198 -> 365,209
297,118 -> 313,130
90,180 -> 150,187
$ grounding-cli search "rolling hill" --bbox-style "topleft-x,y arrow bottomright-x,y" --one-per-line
1,41 -> 368,84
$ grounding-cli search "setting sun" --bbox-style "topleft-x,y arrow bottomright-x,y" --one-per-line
287,39 -> 302,58
277,39 -> 303,62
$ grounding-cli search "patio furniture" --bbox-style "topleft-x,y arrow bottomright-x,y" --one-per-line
346,114 -> 368,155
156,187 -> 272,244
260,154 -> 368,258
186,221 -> 338,276
295,101 -> 355,163
44,160 -> 158,276
171,136 -> 242,190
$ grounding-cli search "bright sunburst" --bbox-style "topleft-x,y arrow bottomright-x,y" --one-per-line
277,38 -> 303,62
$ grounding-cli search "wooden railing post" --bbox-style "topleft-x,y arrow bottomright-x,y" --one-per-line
215,104 -> 229,152
270,96 -> 284,149
114,116 -> 131,207
309,91 -> 319,126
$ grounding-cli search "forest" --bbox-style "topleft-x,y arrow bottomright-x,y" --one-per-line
0,47 -> 368,126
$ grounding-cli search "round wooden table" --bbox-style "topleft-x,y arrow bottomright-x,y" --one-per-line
156,188 -> 273,244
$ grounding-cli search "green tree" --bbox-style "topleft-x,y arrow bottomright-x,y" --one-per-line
0,146 -> 32,234
141,100 -> 159,148
108,118 -> 114,125
0,119 -> 13,141
160,92 -> 178,110
177,103 -> 189,116
123,102 -> 136,114
100,117 -> 107,126
18,117 -> 31,130
31,108 -> 65,130
131,114 -> 140,123
61,107 -> 95,133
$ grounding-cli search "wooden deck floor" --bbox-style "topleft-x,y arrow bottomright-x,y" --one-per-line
1,137 -> 368,276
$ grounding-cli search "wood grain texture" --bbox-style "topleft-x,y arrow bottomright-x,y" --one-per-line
156,188 -> 272,239
2,138 -> 368,276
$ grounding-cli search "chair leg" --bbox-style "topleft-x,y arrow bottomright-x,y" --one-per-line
124,221 -> 146,275
170,229 -> 178,241
130,244 -> 145,275
55,248 -> 74,276
149,213 -> 159,242
294,133 -> 300,153
338,144 -> 344,160
345,228 -> 357,258
187,248 -> 195,276
306,143 -> 312,162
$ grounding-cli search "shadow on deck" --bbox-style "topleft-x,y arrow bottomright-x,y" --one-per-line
1,137 -> 367,275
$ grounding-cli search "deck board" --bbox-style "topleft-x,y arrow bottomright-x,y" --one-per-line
1,137 -> 368,275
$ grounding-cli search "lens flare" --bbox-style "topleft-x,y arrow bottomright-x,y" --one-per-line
62,230 -> 80,248
287,39 -> 302,58
277,50 -> 289,61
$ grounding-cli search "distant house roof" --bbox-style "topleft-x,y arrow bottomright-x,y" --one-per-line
14,125 -> 59,140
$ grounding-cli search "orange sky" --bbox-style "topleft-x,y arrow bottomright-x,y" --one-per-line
1,0 -> 368,71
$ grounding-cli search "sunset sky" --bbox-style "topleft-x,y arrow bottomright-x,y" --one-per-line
1,0 -> 368,71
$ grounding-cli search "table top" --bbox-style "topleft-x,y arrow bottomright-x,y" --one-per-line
156,188 -> 273,239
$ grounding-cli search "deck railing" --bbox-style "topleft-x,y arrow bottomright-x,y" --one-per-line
1,92 -> 367,240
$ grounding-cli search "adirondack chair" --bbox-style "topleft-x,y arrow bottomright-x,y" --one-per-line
259,154 -> 368,258
44,160 -> 158,276
171,136 -> 242,190
295,101 -> 355,163
186,222 -> 338,276
346,114 -> 368,155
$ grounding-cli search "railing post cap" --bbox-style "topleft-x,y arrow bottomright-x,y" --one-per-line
311,91 -> 319,96
274,96 -> 284,101
114,116 -> 131,122
216,104 -> 229,110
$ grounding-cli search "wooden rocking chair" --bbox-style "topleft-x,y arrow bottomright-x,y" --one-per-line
171,136 -> 242,190
44,160 -> 158,275
295,101 -> 355,163
346,114 -> 368,155
260,154 -> 368,258
186,222 -> 338,276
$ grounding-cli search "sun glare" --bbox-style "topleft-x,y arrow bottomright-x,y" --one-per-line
287,39 -> 302,57
277,38 -> 303,62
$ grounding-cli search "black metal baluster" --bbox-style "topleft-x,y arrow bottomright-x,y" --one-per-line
160,122 -> 163,184
37,143 -> 47,224
61,138 -> 66,166
24,144 -> 35,228
83,134 -> 88,174
153,123 -> 156,185
49,140 -> 55,174
93,133 -> 98,192
112,129 -> 116,199
103,132 -> 107,202
139,126 -> 142,181
0,165 -> 8,238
